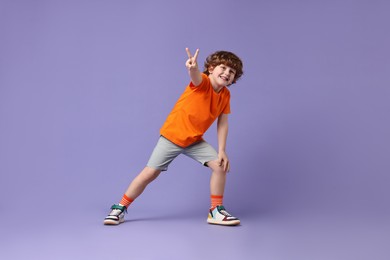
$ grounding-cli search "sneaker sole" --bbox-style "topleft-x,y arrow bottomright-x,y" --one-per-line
207,218 -> 241,226
103,218 -> 124,225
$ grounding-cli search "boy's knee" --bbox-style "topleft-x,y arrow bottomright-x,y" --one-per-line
141,167 -> 161,181
207,161 -> 228,174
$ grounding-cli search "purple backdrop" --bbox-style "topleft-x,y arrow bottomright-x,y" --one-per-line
1,0 -> 389,259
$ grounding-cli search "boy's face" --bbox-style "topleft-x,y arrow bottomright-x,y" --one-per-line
208,64 -> 236,87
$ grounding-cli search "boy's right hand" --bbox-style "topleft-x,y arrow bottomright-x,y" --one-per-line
185,48 -> 199,70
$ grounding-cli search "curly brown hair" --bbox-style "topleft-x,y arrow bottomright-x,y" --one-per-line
203,50 -> 244,84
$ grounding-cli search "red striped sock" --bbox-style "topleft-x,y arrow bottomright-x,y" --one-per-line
211,195 -> 223,208
119,194 -> 134,208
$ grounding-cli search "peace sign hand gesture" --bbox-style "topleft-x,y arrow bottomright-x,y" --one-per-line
185,48 -> 202,86
185,48 -> 199,71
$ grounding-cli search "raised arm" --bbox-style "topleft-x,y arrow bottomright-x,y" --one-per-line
185,48 -> 203,86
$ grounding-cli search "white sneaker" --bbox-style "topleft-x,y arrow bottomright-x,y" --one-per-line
104,204 -> 127,225
207,205 -> 240,226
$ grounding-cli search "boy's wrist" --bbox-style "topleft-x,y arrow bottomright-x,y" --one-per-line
188,66 -> 199,71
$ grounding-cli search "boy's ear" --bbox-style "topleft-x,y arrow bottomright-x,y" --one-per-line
208,66 -> 214,74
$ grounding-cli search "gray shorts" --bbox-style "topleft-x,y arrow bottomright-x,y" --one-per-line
147,136 -> 218,171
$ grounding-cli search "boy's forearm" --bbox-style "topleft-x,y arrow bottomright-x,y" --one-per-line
188,67 -> 203,86
217,114 -> 229,152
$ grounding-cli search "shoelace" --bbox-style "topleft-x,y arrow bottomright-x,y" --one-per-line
109,209 -> 123,216
220,209 -> 232,217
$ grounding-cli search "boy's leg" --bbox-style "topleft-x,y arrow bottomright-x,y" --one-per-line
104,166 -> 161,225
104,136 -> 181,225
206,161 -> 240,226
123,166 -> 161,201
183,142 -> 240,225
207,160 -> 227,197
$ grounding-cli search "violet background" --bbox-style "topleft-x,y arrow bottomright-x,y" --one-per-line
1,0 -> 389,259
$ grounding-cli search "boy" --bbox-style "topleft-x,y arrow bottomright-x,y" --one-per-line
104,48 -> 244,226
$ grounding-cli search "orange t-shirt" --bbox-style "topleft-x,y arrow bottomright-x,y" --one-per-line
160,73 -> 231,147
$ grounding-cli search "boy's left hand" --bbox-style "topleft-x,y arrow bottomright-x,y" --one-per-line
218,151 -> 230,172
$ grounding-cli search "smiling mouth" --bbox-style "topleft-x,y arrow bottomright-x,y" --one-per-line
219,75 -> 229,81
